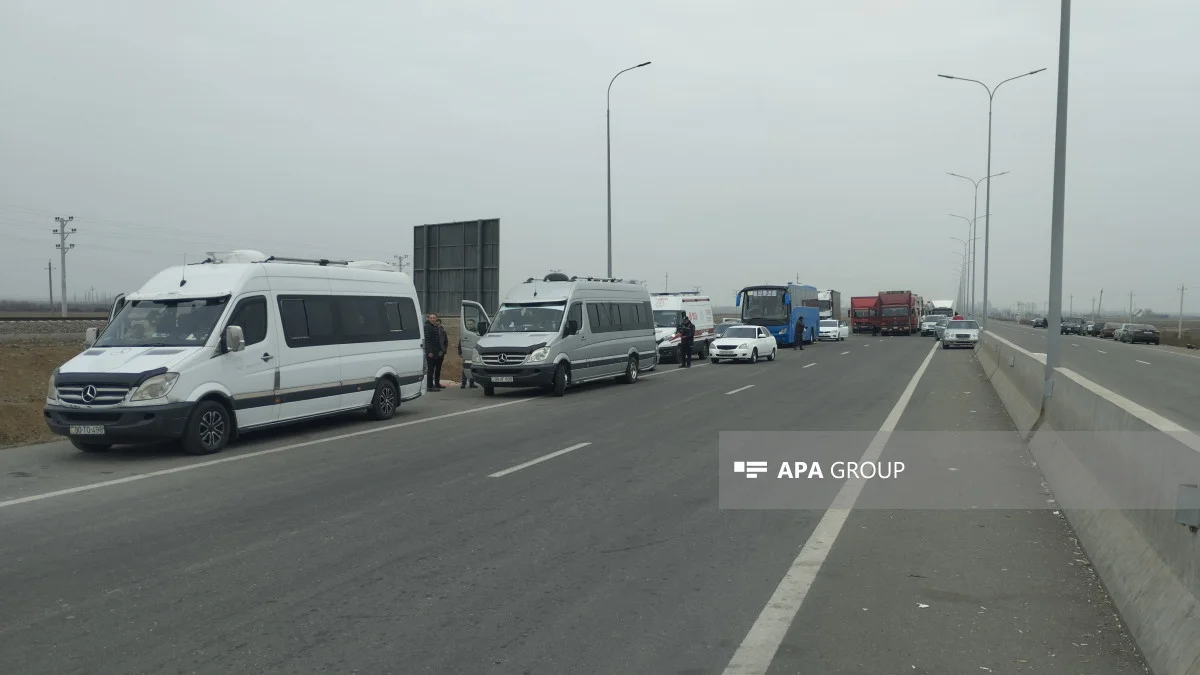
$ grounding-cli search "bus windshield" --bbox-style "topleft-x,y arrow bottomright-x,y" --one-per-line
741,290 -> 788,324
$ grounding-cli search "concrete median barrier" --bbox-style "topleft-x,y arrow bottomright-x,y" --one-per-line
980,331 -> 1200,675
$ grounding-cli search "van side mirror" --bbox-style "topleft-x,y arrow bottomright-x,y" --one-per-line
224,325 -> 246,353
84,327 -> 98,348
566,319 -> 579,336
477,320 -> 489,336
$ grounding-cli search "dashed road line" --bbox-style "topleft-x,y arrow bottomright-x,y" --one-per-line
802,363 -> 815,369
726,385 -> 755,395
488,442 -> 592,478
1136,359 -> 1151,365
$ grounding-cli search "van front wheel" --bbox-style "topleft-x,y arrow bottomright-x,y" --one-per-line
553,363 -> 568,396
182,400 -> 231,456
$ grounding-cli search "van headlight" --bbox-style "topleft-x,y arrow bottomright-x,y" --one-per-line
472,351 -> 483,364
46,369 -> 59,401
130,373 -> 179,401
526,346 -> 551,363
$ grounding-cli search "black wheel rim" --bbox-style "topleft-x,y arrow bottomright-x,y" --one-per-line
199,409 -> 226,449
379,386 -> 397,416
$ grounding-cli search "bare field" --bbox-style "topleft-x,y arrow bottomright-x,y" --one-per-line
0,312 -> 107,320
0,342 -> 81,447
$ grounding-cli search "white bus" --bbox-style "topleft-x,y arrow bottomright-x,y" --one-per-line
45,250 -> 426,455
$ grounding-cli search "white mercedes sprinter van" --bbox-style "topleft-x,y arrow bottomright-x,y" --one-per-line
460,274 -> 657,397
44,250 -> 425,455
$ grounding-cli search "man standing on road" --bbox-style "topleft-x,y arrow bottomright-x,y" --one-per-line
678,313 -> 696,368
425,314 -> 447,391
794,315 -> 805,350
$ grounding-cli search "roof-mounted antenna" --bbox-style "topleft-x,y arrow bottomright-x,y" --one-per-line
180,254 -> 188,287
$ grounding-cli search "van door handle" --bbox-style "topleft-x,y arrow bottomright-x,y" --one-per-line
261,353 -> 274,362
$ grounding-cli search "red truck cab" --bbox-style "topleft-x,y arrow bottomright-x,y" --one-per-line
878,290 -> 917,335
849,296 -> 880,335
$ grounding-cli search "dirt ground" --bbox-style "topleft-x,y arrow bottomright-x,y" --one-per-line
0,343 -> 81,447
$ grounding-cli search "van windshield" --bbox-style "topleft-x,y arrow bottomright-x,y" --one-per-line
95,297 -> 230,347
491,302 -> 566,332
653,310 -> 682,328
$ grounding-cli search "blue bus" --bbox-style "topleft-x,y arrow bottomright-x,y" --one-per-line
736,283 -> 820,346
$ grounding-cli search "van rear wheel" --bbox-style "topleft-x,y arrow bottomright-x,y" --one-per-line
368,379 -> 399,420
620,356 -> 639,384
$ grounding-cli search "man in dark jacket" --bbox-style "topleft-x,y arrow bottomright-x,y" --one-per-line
678,314 -> 696,368
794,316 -> 805,350
425,314 -> 447,390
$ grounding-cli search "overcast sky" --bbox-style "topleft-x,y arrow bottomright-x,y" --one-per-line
1,0 -> 1196,315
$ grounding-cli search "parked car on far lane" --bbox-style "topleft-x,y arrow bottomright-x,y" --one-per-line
818,319 -> 849,341
710,325 -> 778,364
1033,317 -> 1048,328
942,319 -> 981,349
933,316 -> 950,341
1097,322 -> 1118,338
1061,317 -> 1084,335
1112,323 -> 1134,341
1120,323 -> 1161,345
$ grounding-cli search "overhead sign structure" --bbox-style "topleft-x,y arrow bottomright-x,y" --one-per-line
412,219 -> 500,317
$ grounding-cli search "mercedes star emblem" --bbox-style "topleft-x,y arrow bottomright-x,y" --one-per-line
498,354 -> 509,364
81,385 -> 98,403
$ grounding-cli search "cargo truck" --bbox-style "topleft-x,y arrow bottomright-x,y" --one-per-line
849,296 -> 880,335
878,290 -> 917,335
817,290 -> 841,323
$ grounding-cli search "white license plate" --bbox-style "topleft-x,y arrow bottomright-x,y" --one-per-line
69,425 -> 105,436
491,376 -> 514,383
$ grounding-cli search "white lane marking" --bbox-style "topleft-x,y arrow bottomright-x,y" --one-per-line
1136,359 -> 1151,365
840,351 -> 850,355
1071,343 -> 1079,347
643,363 -> 709,378
1097,350 -> 1107,354
802,363 -> 815,369
0,398 -> 535,510
488,442 -> 591,478
726,385 -> 755,395
722,342 -> 937,675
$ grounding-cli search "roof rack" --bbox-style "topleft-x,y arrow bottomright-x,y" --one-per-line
651,291 -> 701,296
266,255 -> 349,267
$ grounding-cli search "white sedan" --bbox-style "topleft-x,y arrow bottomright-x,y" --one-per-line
818,319 -> 849,341
709,325 -> 777,363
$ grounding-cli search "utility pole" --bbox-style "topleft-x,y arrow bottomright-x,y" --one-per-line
1179,284 -> 1187,339
1128,291 -> 1134,322
1097,288 -> 1103,319
46,260 -> 54,309
53,216 -> 76,317
664,272 -> 669,292
1091,297 -> 1095,321
1069,294 -> 1073,315
394,254 -> 410,273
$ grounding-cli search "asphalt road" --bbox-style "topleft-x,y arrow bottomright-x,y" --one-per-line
987,319 -> 1200,430
0,334 -> 1144,674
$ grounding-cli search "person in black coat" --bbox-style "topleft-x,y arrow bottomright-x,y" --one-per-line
794,316 -> 805,350
678,314 -> 696,367
425,314 -> 447,390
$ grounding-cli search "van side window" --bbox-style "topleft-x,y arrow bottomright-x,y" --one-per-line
341,297 -> 384,338
228,296 -> 268,347
642,301 -> 653,329
618,303 -> 638,331
304,298 -> 336,339
384,302 -> 406,332
607,303 -> 623,331
566,302 -> 582,332
588,302 -> 610,333
280,299 -> 309,341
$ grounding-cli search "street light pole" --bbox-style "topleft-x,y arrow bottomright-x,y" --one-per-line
607,61 -> 651,279
948,171 -> 1007,317
1044,0 -> 1071,397
940,67 -> 1046,330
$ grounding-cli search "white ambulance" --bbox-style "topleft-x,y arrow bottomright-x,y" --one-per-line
650,292 -> 716,361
